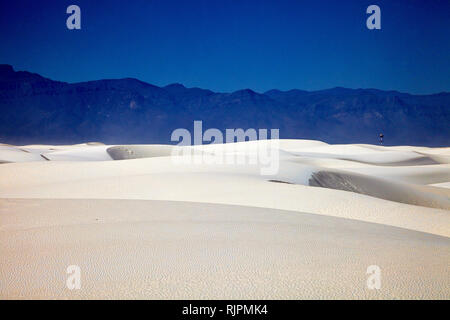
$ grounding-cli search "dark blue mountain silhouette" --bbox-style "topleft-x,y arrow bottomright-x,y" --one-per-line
0,64 -> 449,146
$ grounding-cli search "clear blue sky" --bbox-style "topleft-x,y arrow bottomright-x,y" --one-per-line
0,0 -> 449,94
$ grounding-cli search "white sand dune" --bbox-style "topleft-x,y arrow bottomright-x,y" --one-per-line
0,143 -> 109,162
308,170 -> 450,210
0,145 -> 46,162
290,150 -> 440,166
42,145 -> 112,161
340,164 -> 450,185
0,199 -> 448,299
0,139 -> 449,299
107,145 -> 179,160
430,182 -> 450,189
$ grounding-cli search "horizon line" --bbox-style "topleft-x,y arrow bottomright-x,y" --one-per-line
2,63 -> 449,96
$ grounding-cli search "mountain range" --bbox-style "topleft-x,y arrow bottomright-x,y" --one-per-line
0,64 -> 449,146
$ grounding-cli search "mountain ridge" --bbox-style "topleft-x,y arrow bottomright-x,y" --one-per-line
1,64 -> 449,146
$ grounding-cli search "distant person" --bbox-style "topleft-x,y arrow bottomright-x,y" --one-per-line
379,133 -> 384,145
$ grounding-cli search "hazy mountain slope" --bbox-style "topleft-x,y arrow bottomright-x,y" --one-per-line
0,64 -> 449,146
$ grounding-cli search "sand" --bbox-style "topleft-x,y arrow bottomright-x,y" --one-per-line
1,199 -> 448,299
0,139 -> 449,299
309,170 -> 450,210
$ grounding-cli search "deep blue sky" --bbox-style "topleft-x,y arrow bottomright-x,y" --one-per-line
0,0 -> 449,94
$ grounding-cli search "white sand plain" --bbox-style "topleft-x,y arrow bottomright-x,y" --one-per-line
0,140 -> 449,299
